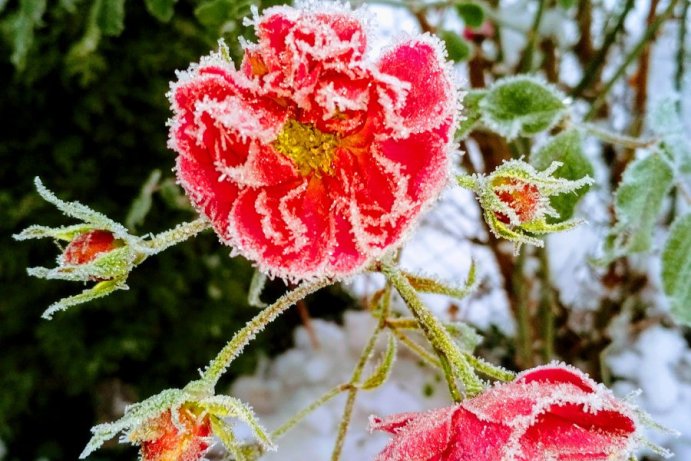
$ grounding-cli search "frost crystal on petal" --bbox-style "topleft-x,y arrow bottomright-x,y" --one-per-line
167,3 -> 458,281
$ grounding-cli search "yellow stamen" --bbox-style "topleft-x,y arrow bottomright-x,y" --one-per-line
274,119 -> 340,176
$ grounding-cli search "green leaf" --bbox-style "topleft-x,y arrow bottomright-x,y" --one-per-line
661,213 -> 691,326
456,2 -> 485,28
144,0 -> 176,22
558,0 -> 576,9
248,270 -> 268,308
8,0 -> 47,71
439,30 -> 472,62
479,75 -> 567,139
359,333 -> 396,390
97,0 -> 125,36
126,170 -> 162,230
603,153 -> 674,259
194,0 -> 233,28
456,90 -> 485,140
648,96 -> 691,177
531,129 -> 594,221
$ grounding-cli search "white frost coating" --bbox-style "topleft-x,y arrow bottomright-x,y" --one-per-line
224,312 -> 452,461
193,96 -> 280,145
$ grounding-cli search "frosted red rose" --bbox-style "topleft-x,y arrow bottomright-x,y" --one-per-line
168,3 -> 457,281
372,363 -> 641,461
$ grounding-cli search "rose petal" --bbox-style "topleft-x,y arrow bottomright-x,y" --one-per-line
378,37 -> 454,134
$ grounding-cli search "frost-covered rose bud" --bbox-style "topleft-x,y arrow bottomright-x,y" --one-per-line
372,363 -> 663,461
492,177 -> 541,224
168,3 -> 458,282
131,406 -> 211,461
62,230 -> 118,265
458,159 -> 593,252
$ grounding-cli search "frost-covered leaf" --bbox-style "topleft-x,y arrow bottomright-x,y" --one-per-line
405,262 -> 477,300
445,322 -> 482,353
248,270 -> 268,308
126,170 -> 161,230
456,90 -> 485,140
97,0 -> 125,36
661,213 -> 691,326
438,30 -> 472,62
199,395 -> 274,450
603,153 -> 674,260
42,278 -> 127,320
648,96 -> 691,177
8,0 -> 47,71
145,0 -> 176,22
359,333 -> 396,390
531,129 -> 594,221
456,2 -> 485,27
480,75 -> 567,139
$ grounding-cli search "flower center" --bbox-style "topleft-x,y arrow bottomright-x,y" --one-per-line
274,119 -> 340,176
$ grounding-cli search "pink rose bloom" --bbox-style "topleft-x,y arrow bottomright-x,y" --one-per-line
372,363 -> 642,461
167,3 -> 457,281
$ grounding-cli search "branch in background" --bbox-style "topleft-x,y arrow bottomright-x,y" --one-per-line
571,0 -> 635,99
585,0 -> 679,120
675,0 -> 689,112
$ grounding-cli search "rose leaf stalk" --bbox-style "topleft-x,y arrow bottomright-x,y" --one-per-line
380,263 -> 484,397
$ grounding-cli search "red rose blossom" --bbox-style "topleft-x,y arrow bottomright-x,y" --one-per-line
168,3 -> 457,281
132,407 -> 211,461
62,230 -> 117,265
371,363 -> 641,461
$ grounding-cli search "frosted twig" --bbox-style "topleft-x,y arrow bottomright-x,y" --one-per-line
331,284 -> 391,461
202,278 -> 333,388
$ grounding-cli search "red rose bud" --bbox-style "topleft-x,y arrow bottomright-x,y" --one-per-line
493,177 -> 541,225
138,408 -> 211,461
372,363 -> 644,461
63,230 -> 118,265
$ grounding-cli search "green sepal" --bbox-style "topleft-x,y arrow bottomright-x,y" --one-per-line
199,395 -> 274,451
41,277 -> 128,320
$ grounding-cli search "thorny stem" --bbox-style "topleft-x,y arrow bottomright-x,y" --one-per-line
571,0 -> 635,98
144,217 -> 211,254
331,285 -> 391,461
202,278 -> 333,388
585,0 -> 679,120
581,123 -> 659,149
518,0 -> 546,73
381,263 -> 484,397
